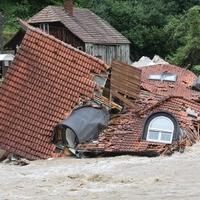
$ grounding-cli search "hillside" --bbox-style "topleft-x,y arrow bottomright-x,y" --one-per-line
0,0 -> 199,68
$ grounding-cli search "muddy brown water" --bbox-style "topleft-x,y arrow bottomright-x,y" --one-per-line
1,144 -> 200,200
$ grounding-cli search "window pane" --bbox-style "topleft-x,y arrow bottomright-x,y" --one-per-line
161,131 -> 172,142
149,74 -> 161,80
148,130 -> 159,140
149,116 -> 174,131
162,73 -> 177,82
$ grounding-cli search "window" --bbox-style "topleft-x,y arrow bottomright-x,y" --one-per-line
39,23 -> 49,34
146,116 -> 174,144
162,73 -> 177,81
149,72 -> 177,82
149,74 -> 162,81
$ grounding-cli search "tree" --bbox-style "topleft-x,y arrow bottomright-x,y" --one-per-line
0,12 -> 3,52
168,5 -> 200,68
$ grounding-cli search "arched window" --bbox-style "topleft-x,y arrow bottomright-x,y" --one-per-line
146,116 -> 174,144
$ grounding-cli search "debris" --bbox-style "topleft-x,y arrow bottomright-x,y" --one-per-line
0,149 -> 8,162
52,104 -> 110,156
0,21 -> 109,160
3,154 -> 30,166
132,56 -> 155,67
152,55 -> 169,65
111,60 -> 141,101
192,76 -> 200,91
77,64 -> 200,157
186,108 -> 198,118
132,55 -> 169,68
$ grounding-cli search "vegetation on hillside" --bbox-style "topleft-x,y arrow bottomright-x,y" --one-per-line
0,0 -> 199,70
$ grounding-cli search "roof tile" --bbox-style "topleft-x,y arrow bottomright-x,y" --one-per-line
0,24 -> 109,160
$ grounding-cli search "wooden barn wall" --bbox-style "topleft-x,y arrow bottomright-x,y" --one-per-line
85,44 -> 130,65
34,22 -> 85,51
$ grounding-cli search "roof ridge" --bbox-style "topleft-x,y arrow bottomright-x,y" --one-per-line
141,64 -> 196,74
52,6 -> 97,43
136,96 -> 171,116
136,95 -> 200,116
20,20 -> 109,70
28,5 -> 130,44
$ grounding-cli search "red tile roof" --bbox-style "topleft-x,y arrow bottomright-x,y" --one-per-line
78,65 -> 200,155
78,96 -> 200,154
0,22 -> 109,160
28,6 -> 130,44
141,64 -> 200,100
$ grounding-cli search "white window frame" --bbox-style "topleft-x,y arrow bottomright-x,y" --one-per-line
162,73 -> 177,82
146,116 -> 174,144
148,73 -> 177,82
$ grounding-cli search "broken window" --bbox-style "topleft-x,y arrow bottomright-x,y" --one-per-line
149,72 -> 177,82
147,116 -> 174,144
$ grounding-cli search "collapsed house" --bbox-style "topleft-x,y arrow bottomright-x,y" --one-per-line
1,21 -> 200,160
75,64 -> 200,156
0,21 -> 110,160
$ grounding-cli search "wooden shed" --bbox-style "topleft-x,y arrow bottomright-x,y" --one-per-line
5,0 -> 131,65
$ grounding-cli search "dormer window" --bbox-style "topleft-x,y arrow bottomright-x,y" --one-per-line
146,116 -> 174,144
143,112 -> 180,144
149,72 -> 177,82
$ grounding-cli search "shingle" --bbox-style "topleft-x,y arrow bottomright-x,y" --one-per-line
0,23 -> 109,160
28,6 -> 130,44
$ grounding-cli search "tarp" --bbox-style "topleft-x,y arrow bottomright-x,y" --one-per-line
53,105 -> 110,148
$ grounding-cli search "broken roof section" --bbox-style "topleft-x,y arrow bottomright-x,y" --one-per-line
111,60 -> 141,100
77,64 -> 200,156
141,64 -> 199,100
0,21 -> 109,160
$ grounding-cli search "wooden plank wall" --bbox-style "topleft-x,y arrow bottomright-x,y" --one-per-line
111,60 -> 141,99
49,24 -> 85,50
85,44 -> 130,65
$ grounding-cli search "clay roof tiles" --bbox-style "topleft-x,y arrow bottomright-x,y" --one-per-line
78,64 -> 200,155
0,22 -> 109,160
28,6 -> 130,44
141,64 -> 200,100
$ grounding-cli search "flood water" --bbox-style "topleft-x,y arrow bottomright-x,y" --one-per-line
1,144 -> 200,200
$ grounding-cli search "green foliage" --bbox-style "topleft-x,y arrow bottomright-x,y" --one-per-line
168,5 -> 200,68
0,13 -> 3,51
191,65 -> 200,76
0,0 -> 200,68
